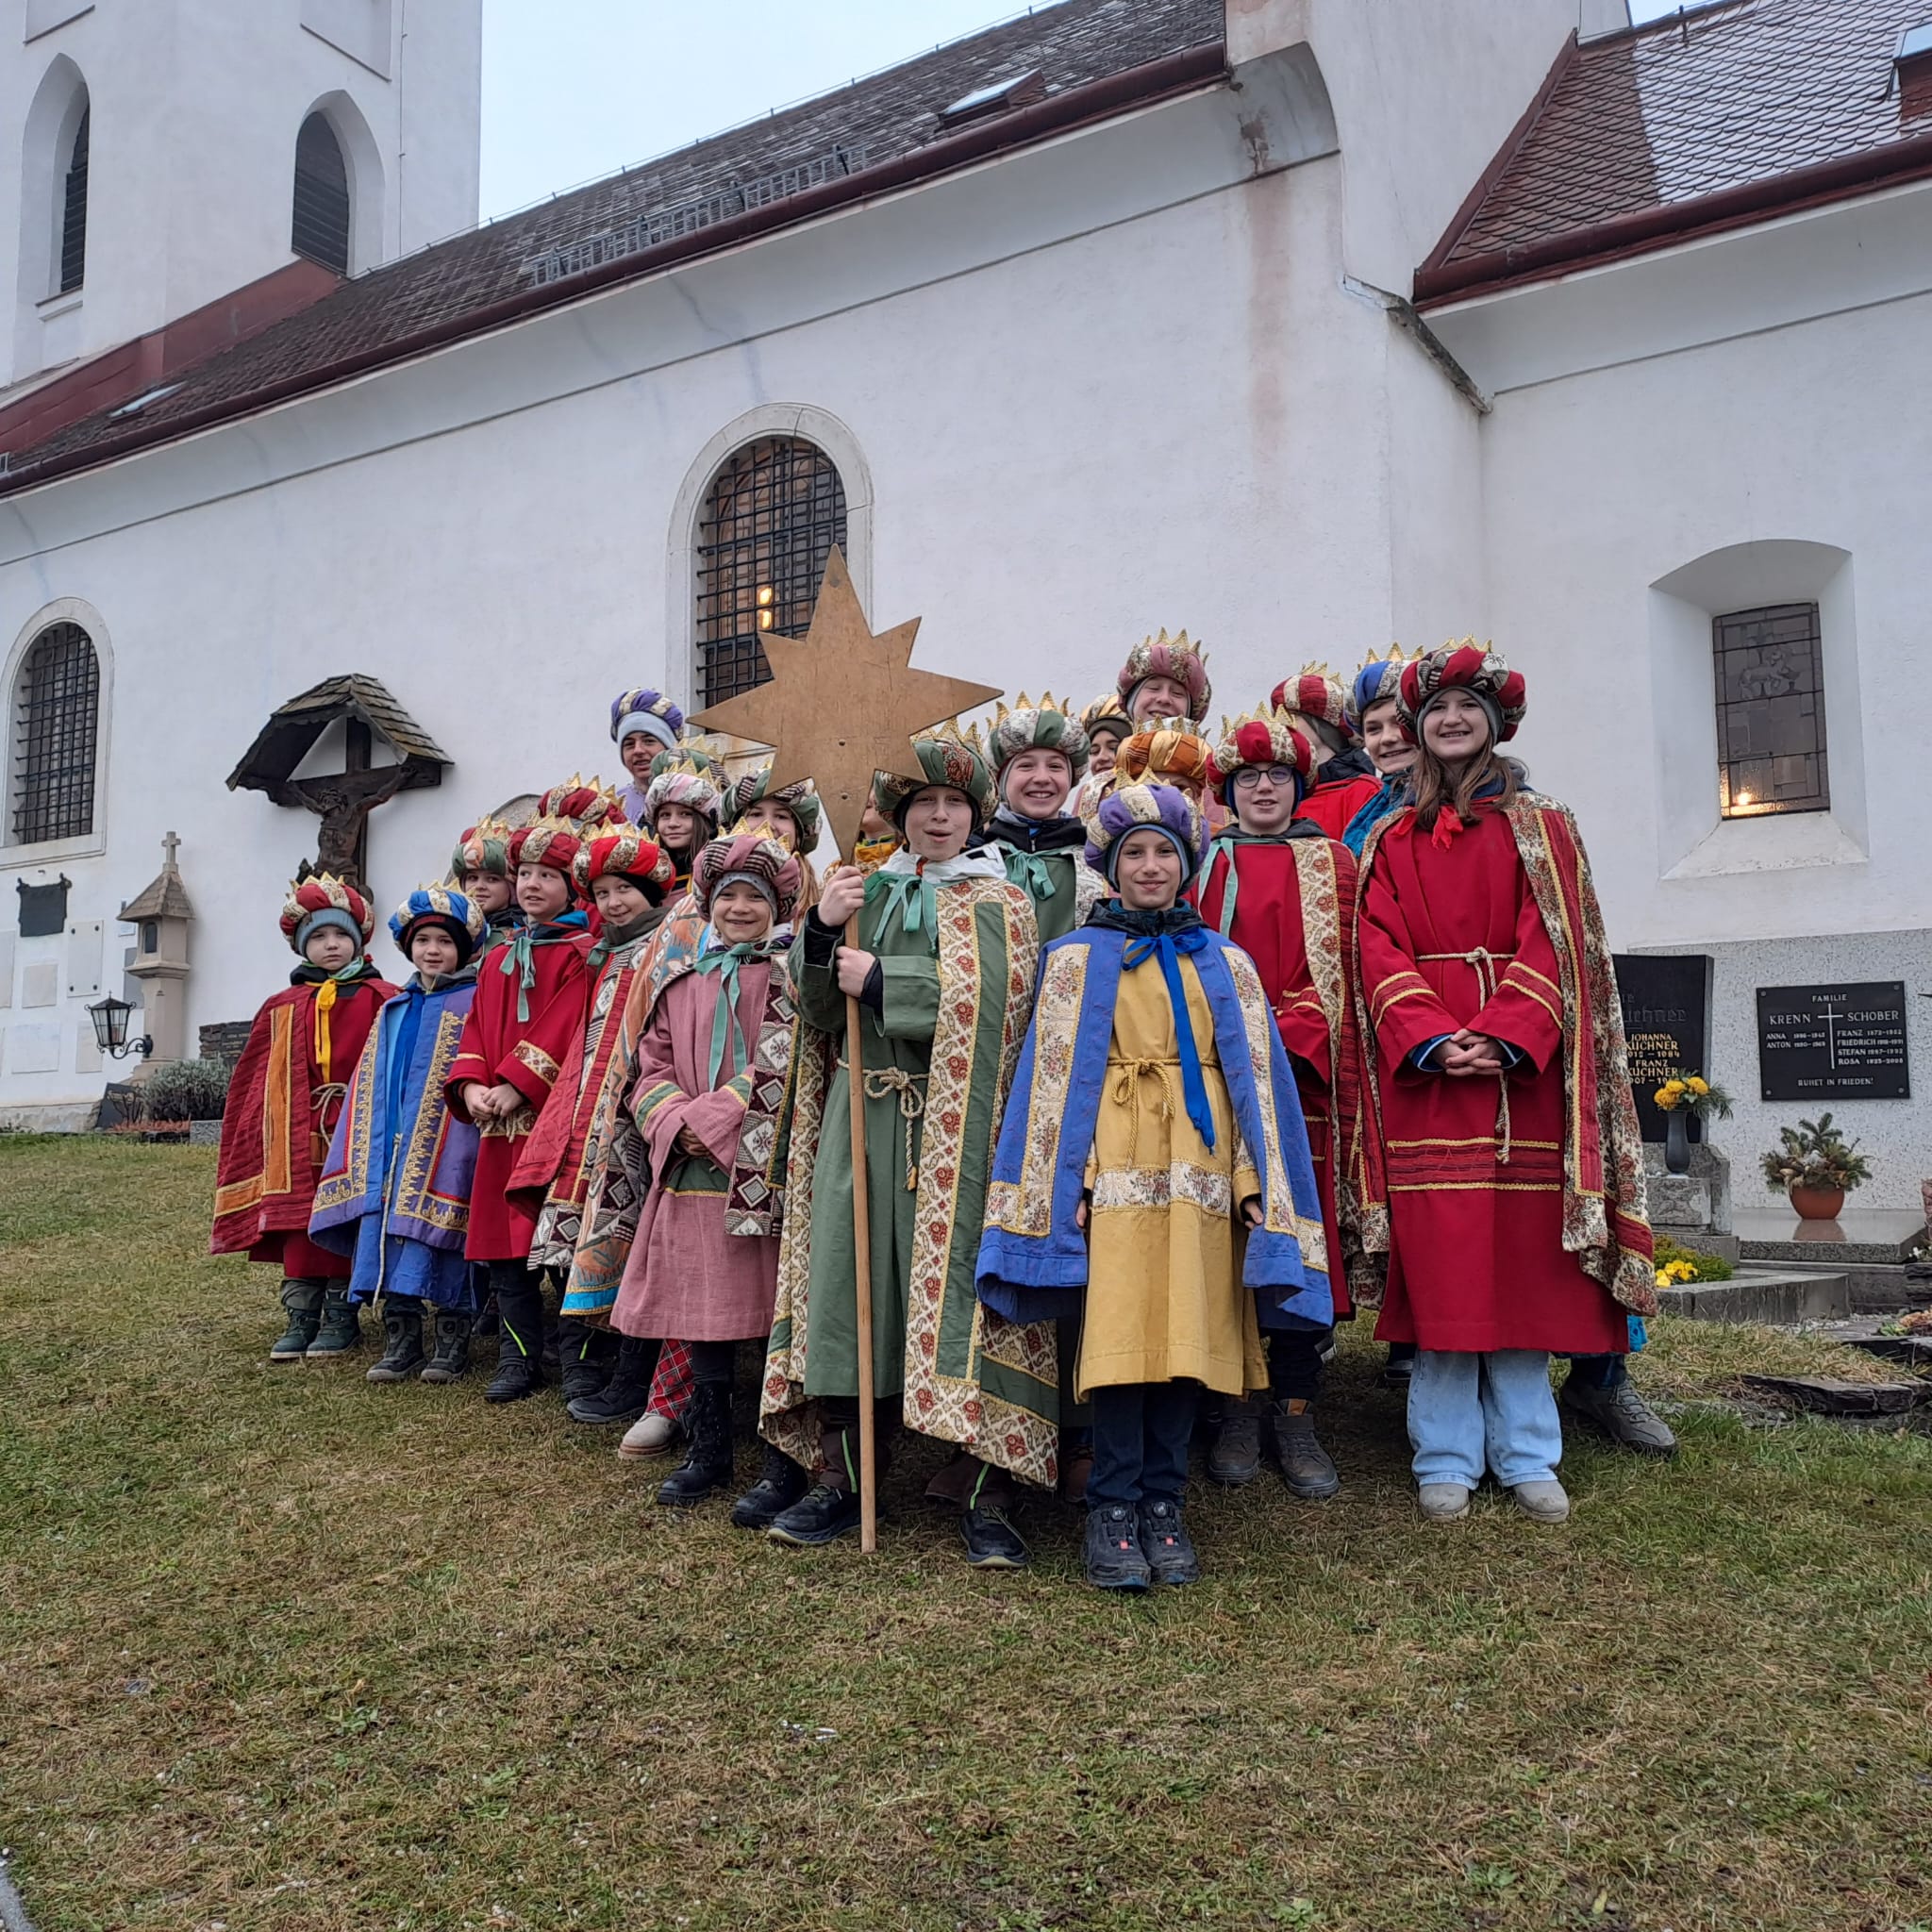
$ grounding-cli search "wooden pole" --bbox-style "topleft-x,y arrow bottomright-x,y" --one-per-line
843,908 -> 879,1554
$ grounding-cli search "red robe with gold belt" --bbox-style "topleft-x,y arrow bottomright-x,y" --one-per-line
447,925 -> 591,1262
212,968 -> 396,1276
1355,795 -> 1652,1352
1194,831 -> 1375,1319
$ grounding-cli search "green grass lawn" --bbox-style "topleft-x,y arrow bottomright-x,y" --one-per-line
3,1134 -> 1930,1932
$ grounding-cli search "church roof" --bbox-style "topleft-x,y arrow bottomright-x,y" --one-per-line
1417,0 -> 1932,306
0,0 -> 1223,495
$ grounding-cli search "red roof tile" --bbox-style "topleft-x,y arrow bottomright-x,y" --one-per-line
0,0 -> 1222,494
1419,0 -> 1932,303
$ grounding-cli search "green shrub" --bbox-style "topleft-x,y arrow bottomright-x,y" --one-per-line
138,1057 -> 233,1124
1652,1234 -> 1735,1282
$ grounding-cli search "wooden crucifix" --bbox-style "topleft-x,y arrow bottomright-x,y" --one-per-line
693,548 -> 1001,1551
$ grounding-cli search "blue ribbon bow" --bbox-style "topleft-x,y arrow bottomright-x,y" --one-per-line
496,913 -> 586,1024
1120,924 -> 1218,1148
692,942 -> 760,1089
868,864 -> 939,946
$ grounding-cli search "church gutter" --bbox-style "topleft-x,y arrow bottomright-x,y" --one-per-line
0,42 -> 1226,500
1413,126 -> 1932,308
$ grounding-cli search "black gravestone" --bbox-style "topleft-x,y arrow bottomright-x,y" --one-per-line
1614,953 -> 1711,1143
16,875 -> 69,937
1756,981 -> 1910,1101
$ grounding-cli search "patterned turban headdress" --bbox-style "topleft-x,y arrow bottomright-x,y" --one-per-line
575,828 -> 675,904
609,688 -> 685,753
1079,691 -> 1135,745
872,724 -> 996,828
642,757 -> 727,830
1347,643 -> 1426,729
390,885 -> 485,966
1084,781 -> 1208,882
507,814 -> 590,879
537,775 -> 628,834
451,816 -> 514,882
1113,720 -> 1214,800
985,691 -> 1091,786
1396,638 -> 1527,746
724,763 -> 824,850
280,873 -> 375,955
1117,627 -> 1212,723
1207,708 -> 1316,807
1269,664 -> 1360,750
694,832 -> 805,923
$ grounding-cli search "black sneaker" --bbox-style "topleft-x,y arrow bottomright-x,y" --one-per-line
1140,1499 -> 1200,1586
1083,1505 -> 1152,1591
365,1301 -> 425,1384
1207,1399 -> 1262,1486
419,1312 -> 474,1385
730,1446 -> 809,1530
1271,1401 -> 1341,1501
767,1482 -> 863,1548
960,1504 -> 1029,1569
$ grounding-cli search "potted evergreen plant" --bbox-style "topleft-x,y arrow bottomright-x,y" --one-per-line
1760,1112 -> 1872,1220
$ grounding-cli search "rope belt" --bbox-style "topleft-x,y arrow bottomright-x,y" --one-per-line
1109,1057 -> 1186,1166
840,1062 -> 929,1191
1418,947 -> 1516,1165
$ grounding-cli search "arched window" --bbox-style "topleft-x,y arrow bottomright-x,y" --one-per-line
58,101 -> 88,293
694,439 -> 848,705
291,113 -> 351,275
10,622 -> 99,843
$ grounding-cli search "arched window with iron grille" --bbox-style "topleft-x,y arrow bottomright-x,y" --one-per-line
10,622 -> 100,844
291,113 -> 351,275
58,102 -> 89,293
694,438 -> 848,705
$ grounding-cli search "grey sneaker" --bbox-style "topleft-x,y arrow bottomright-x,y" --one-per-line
1560,1374 -> 1679,1457
1511,1479 -> 1571,1524
1418,1483 -> 1471,1521
1207,1398 -> 1263,1486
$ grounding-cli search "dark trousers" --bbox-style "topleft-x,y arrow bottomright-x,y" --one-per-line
1565,1353 -> 1626,1390
689,1340 -> 736,1386
487,1260 -> 544,1357
1267,1325 -> 1334,1404
1088,1380 -> 1199,1509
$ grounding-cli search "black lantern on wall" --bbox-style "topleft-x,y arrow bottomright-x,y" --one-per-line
87,993 -> 153,1060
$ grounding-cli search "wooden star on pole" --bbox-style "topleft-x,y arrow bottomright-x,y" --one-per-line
691,548 -> 1003,857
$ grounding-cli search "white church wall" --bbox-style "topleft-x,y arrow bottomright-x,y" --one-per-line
1460,232 -> 1932,1208
0,76 -> 1491,1113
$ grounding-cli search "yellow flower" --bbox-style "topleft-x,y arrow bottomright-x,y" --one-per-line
1662,1079 -> 1687,1098
1687,1076 -> 1709,1096
1666,1258 -> 1697,1282
1654,1269 -> 1671,1288
1654,1087 -> 1674,1108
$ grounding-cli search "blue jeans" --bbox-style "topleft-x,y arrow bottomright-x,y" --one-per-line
1407,1350 -> 1562,1490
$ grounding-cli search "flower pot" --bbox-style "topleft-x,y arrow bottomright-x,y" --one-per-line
1663,1110 -> 1691,1176
1789,1184 -> 1844,1221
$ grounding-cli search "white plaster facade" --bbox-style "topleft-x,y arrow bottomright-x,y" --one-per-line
1,0 -> 1925,1209
0,0 -> 482,387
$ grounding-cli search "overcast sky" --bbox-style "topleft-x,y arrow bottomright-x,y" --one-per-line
480,0 -> 1690,221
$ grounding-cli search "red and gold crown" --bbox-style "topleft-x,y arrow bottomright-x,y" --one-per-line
278,872 -> 375,952
537,775 -> 627,833
1269,663 -> 1357,743
1207,708 -> 1315,802
1117,628 -> 1211,723
575,828 -> 675,897
1396,639 -> 1527,744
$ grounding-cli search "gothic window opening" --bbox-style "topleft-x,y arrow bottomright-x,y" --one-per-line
694,438 -> 848,706
291,113 -> 351,275
10,621 -> 100,845
59,103 -> 89,293
1713,602 -> 1829,818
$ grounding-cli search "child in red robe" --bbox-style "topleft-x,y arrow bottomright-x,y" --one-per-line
212,874 -> 397,1363
1197,708 -> 1375,1501
447,808 -> 594,1402
1354,641 -> 1657,1524
1273,665 -> 1382,841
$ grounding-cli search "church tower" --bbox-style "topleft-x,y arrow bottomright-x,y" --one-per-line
0,0 -> 482,391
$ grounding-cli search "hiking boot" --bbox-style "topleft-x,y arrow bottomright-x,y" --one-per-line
1560,1373 -> 1679,1457
305,1287 -> 364,1358
365,1297 -> 425,1384
1207,1397 -> 1262,1486
658,1382 -> 737,1507
1083,1505 -> 1151,1591
1511,1479 -> 1571,1524
1271,1400 -> 1341,1501
618,1408 -> 681,1459
730,1443 -> 809,1529
1418,1483 -> 1472,1521
568,1334 -> 657,1425
484,1281 -> 544,1403
1140,1498 -> 1200,1585
269,1278 -> 325,1362
556,1317 -> 613,1407
960,1503 -> 1029,1569
767,1481 -> 863,1547
419,1311 -> 474,1385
